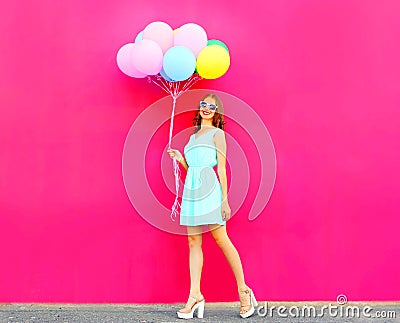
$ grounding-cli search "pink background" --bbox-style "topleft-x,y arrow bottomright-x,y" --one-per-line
1,0 -> 399,302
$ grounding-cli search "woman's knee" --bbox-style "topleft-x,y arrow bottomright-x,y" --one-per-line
213,235 -> 228,248
211,228 -> 229,248
188,235 -> 202,248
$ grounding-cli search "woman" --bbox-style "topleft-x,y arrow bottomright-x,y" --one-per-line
167,94 -> 258,319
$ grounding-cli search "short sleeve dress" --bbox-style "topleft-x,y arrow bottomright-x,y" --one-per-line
180,127 -> 226,226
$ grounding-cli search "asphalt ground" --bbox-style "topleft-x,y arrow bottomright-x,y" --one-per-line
0,302 -> 399,322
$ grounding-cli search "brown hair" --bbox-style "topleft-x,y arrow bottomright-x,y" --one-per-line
192,94 -> 226,134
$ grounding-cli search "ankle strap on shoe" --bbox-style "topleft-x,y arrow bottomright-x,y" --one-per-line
190,294 -> 204,301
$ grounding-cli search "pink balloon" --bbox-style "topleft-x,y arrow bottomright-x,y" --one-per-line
142,21 -> 174,53
131,39 -> 163,75
116,43 -> 147,78
174,23 -> 208,57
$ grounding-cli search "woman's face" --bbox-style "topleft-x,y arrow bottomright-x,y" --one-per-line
199,97 -> 217,120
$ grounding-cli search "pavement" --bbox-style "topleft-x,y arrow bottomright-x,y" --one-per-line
0,302 -> 399,322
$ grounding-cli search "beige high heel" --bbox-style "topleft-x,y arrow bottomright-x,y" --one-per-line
238,287 -> 258,318
177,294 -> 205,319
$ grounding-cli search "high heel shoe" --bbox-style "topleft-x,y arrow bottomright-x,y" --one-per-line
177,294 -> 205,319
238,287 -> 258,318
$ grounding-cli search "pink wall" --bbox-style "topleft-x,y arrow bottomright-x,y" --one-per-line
0,0 -> 399,302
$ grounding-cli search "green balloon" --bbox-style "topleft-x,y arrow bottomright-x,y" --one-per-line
207,39 -> 229,53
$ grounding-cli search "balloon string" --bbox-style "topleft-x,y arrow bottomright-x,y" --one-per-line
170,157 -> 181,221
148,74 -> 202,221
168,96 -> 177,148
148,76 -> 170,95
148,74 -> 202,100
169,95 -> 180,221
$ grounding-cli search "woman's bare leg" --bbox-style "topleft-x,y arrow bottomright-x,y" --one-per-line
187,225 -> 204,296
178,225 -> 204,314
208,224 -> 248,290
208,224 -> 252,314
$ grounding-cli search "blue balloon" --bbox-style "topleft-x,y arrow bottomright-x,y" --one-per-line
134,31 -> 143,43
159,68 -> 175,82
163,46 -> 196,81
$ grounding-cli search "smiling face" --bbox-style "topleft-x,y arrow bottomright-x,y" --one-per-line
199,96 -> 217,120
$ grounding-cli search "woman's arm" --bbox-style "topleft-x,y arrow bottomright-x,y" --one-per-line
214,130 -> 231,220
178,155 -> 188,171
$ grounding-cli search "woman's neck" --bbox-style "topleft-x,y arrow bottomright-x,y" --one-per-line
200,119 -> 214,127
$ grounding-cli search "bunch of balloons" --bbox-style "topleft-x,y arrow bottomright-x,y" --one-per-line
117,21 -> 230,81
117,21 -> 231,222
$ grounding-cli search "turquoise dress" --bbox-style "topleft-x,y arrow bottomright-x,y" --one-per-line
180,127 -> 226,226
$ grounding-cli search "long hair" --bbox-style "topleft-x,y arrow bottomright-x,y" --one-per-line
192,94 -> 226,134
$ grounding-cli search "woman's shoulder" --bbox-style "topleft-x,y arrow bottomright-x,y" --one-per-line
212,128 -> 225,143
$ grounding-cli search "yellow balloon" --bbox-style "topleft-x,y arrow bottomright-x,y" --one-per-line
196,44 -> 230,79
173,28 -> 179,35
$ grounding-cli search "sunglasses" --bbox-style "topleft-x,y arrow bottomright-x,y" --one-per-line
199,101 -> 217,111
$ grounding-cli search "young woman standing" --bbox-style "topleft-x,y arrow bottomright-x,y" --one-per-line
167,94 -> 257,319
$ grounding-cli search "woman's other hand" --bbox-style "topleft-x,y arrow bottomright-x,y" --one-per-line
222,200 -> 231,221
